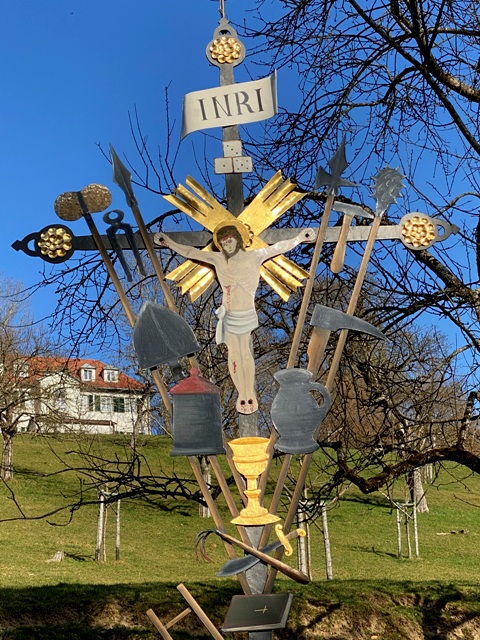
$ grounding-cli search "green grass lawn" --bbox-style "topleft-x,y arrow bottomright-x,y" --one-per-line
1,434 -> 480,638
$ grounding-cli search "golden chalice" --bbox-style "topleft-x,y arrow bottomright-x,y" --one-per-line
228,436 -> 280,526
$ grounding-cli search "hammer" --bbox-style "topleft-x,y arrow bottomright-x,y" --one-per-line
330,201 -> 374,274
307,304 -> 385,377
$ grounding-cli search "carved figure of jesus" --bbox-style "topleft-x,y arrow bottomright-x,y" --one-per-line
155,223 -> 315,414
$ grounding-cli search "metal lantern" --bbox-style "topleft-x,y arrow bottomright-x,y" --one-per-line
170,368 -> 225,457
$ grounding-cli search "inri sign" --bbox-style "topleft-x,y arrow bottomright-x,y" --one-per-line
181,72 -> 277,138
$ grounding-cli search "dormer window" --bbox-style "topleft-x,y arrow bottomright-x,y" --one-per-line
81,365 -> 95,382
103,368 -> 119,383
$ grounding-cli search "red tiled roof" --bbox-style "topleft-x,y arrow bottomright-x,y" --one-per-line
27,357 -> 143,391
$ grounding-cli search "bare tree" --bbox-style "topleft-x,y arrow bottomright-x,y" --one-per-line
12,1 -> 480,515
0,277 -> 57,480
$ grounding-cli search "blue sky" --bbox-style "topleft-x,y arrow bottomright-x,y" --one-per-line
1,1 -> 466,358
1,1 -> 272,323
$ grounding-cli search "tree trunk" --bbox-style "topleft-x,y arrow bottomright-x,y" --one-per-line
1,431 -> 13,481
411,468 -> 429,513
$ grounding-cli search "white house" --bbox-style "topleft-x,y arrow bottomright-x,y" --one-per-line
17,357 -> 150,435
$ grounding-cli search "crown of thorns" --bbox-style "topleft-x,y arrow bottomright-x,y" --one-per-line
213,220 -> 251,250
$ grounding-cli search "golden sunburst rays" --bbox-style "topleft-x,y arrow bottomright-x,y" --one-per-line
163,171 -> 309,302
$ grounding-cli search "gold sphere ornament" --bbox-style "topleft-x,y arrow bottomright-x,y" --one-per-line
206,18 -> 245,68
35,224 -> 75,263
401,213 -> 437,249
209,36 -> 242,64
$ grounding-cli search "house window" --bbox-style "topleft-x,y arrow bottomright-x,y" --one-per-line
53,388 -> 67,411
104,369 -> 119,383
81,367 -> 95,382
100,396 -> 112,413
113,397 -> 125,413
87,395 -> 100,412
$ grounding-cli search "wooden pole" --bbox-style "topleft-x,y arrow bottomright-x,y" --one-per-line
405,506 -> 412,559
115,498 -> 121,561
321,501 -> 333,580
287,196 -> 335,369
396,506 -> 402,559
413,499 -> 419,558
78,201 -> 172,417
176,584 -> 225,640
95,492 -> 105,562
145,609 -> 175,640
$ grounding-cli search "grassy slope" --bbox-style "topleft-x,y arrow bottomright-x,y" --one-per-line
1,434 -> 480,639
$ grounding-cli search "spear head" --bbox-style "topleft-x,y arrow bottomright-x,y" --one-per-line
110,145 -> 138,208
314,138 -> 356,196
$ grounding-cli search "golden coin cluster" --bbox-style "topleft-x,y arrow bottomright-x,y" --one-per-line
401,215 -> 436,248
38,227 -> 73,259
209,36 -> 242,64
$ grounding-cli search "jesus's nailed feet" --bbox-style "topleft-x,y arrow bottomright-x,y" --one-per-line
237,396 -> 258,414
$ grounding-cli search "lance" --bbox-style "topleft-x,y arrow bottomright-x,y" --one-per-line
287,138 -> 355,369
325,166 -> 404,389
109,145 -> 177,311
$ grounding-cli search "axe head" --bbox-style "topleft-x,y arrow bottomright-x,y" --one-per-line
310,305 -> 385,340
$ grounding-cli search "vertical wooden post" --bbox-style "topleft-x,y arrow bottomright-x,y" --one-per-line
405,505 -> 412,559
321,501 -> 333,580
396,506 -> 402,559
116,498 -> 121,561
413,499 -> 419,558
102,502 -> 108,561
297,488 -> 311,580
95,492 -> 105,562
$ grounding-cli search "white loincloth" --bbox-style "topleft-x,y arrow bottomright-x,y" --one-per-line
215,306 -> 259,344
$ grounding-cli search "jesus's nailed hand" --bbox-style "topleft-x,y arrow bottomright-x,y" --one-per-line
153,233 -> 169,247
298,228 -> 316,243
